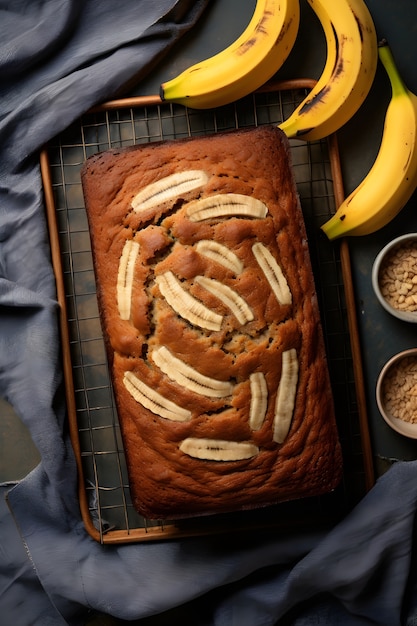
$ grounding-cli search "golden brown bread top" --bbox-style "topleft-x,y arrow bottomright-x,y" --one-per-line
81,125 -> 342,518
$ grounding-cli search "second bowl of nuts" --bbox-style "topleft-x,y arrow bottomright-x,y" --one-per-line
372,233 -> 417,322
376,348 -> 417,438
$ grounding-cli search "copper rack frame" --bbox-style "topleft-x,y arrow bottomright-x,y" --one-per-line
40,79 -> 374,544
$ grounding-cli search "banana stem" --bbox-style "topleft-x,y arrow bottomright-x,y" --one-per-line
378,40 -> 408,98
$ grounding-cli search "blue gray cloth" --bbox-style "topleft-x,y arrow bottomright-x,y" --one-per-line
1,1 -> 417,624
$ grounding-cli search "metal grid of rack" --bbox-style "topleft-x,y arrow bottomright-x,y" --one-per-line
41,82 -> 373,543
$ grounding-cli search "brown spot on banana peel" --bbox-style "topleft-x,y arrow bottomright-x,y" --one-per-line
237,12 -> 273,55
403,149 -> 412,172
295,24 -> 344,127
255,12 -> 271,36
354,12 -> 375,42
238,37 -> 257,53
275,16 -> 296,48
354,15 -> 365,43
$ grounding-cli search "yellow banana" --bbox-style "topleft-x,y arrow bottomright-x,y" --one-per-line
160,0 -> 300,109
279,0 -> 378,141
321,41 -> 417,240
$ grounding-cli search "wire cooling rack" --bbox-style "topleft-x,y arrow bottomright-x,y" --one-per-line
41,80 -> 374,544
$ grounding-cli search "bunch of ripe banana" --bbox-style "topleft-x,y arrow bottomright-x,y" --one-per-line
161,0 -> 300,109
320,40 -> 417,239
160,0 -> 378,131
279,0 -> 378,140
160,0 -> 417,238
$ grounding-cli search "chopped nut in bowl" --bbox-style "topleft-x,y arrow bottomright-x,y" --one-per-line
372,233 -> 417,322
376,348 -> 417,438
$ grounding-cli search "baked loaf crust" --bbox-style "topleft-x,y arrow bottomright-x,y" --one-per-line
81,125 -> 342,519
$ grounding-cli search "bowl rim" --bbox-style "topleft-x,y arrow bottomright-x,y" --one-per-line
372,233 -> 417,323
376,347 -> 417,438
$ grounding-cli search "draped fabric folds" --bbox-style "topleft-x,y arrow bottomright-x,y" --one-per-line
1,2 -> 417,624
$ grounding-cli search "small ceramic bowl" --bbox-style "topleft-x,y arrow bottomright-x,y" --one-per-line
372,233 -> 417,323
376,348 -> 417,438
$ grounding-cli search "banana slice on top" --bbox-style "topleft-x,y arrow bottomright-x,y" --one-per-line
180,438 -> 259,461
252,242 -> 292,306
151,345 -> 233,398
273,348 -> 299,443
195,275 -> 254,325
155,271 -> 223,331
249,372 -> 268,430
123,371 -> 192,422
186,194 -> 268,222
194,240 -> 244,274
131,170 -> 209,212
117,240 -> 140,320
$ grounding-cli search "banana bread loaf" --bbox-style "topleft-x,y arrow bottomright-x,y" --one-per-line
81,125 -> 342,519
